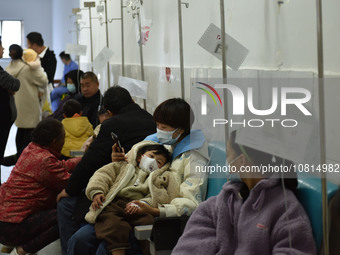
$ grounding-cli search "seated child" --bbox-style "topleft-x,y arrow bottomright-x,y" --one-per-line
61,99 -> 94,158
85,142 -> 178,255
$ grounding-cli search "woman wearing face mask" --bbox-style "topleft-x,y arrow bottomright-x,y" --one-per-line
113,98 -> 209,218
172,130 -> 316,255
50,69 -> 84,118
67,98 -> 209,255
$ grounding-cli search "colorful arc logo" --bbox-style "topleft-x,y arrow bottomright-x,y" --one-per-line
196,82 -> 222,115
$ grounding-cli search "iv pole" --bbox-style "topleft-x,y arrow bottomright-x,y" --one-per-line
315,0 -> 329,254
84,2 -> 95,72
177,0 -> 187,99
220,0 -> 229,142
136,7 -> 147,110
103,0 -> 111,88
121,0 -> 125,76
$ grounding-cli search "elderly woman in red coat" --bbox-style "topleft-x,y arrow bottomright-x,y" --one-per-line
0,118 -> 81,255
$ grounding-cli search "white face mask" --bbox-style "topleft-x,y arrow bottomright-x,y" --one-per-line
156,128 -> 181,145
67,83 -> 76,93
139,155 -> 159,172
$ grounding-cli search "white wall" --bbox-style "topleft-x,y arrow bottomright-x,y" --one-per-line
1,0 -> 79,80
52,0 -> 80,80
1,0 -> 339,183
77,0 -> 340,95
0,0 -> 53,67
76,0 -> 340,184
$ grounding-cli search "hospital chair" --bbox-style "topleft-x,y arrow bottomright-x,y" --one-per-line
134,141 -> 338,255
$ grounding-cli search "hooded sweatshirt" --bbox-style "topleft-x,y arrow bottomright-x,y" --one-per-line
85,141 -> 178,224
173,178 -> 316,255
61,115 -> 94,157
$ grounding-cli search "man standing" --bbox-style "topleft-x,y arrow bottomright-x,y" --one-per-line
0,36 -> 20,182
74,71 -> 102,128
56,86 -> 156,255
59,51 -> 78,84
26,32 -> 57,86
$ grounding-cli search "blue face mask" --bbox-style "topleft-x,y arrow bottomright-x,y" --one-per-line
156,128 -> 181,145
67,83 -> 76,93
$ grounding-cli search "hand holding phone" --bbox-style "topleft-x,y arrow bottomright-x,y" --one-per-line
111,132 -> 122,151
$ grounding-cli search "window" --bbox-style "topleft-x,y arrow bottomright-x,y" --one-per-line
0,20 -> 23,58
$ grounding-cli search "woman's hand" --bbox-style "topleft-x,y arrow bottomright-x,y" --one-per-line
111,143 -> 127,162
125,200 -> 160,216
57,189 -> 69,203
92,193 -> 105,210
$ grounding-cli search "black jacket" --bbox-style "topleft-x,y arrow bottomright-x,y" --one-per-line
74,90 -> 102,128
0,66 -> 20,127
65,103 -> 156,196
40,48 -> 57,85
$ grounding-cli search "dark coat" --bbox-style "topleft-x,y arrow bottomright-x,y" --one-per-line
74,90 -> 102,128
40,48 -> 57,85
65,102 -> 156,196
0,66 -> 20,127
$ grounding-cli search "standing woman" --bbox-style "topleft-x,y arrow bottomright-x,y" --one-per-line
4,44 -> 48,165
0,118 -> 81,255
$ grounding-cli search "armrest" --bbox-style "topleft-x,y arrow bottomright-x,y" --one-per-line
134,224 -> 153,240
69,150 -> 84,157
150,216 -> 190,251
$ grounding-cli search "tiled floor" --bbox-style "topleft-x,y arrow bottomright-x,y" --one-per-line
1,125 -> 62,255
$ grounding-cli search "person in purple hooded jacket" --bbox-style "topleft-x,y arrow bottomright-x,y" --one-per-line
173,130 -> 316,255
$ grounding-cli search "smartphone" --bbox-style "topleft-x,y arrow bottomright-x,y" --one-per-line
111,132 -> 122,151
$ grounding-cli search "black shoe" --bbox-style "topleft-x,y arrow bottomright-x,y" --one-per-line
2,154 -> 17,166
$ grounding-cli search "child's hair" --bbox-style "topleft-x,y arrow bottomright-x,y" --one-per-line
23,48 -> 37,63
137,144 -> 171,165
63,99 -> 82,118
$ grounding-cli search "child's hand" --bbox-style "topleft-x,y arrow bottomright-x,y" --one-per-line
125,202 -> 141,215
125,200 -> 153,215
92,193 -> 105,211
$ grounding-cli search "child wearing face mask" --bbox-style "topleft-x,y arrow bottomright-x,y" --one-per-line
85,142 -> 177,255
